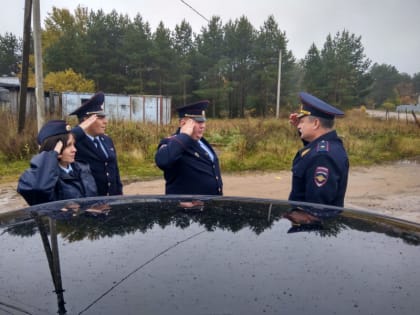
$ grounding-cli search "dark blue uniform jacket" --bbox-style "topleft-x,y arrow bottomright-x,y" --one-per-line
155,130 -> 223,195
72,126 -> 123,196
17,151 -> 97,206
289,130 -> 349,207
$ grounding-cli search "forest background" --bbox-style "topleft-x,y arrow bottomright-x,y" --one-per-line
0,6 -> 419,182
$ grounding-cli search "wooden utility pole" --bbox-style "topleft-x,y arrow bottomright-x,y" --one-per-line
33,0 -> 45,131
18,0 -> 32,134
412,111 -> 420,128
275,50 -> 282,119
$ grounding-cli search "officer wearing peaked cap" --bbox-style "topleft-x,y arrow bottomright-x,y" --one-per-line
155,100 -> 223,195
17,120 -> 97,205
69,92 -> 123,196
288,92 -> 349,207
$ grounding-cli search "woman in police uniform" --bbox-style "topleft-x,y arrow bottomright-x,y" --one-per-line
17,120 -> 97,206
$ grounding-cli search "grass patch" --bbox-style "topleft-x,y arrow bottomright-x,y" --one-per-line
1,108 -> 419,184
0,158 -> 29,183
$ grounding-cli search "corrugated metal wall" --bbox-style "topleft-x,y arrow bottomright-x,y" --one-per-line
0,90 -> 172,125
62,92 -> 171,124
396,104 -> 420,112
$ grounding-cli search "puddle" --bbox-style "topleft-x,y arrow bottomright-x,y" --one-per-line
396,156 -> 420,165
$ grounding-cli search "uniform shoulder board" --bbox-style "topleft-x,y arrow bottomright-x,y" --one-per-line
317,140 -> 329,152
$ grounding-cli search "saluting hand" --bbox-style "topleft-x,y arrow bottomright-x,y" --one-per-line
289,113 -> 299,127
79,114 -> 98,131
180,118 -> 195,136
54,140 -> 64,155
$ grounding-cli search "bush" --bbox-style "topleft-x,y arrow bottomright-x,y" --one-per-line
0,111 -> 38,160
1,110 -> 419,183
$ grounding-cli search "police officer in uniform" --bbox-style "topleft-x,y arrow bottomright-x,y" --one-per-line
288,92 -> 349,207
69,92 -> 123,196
155,100 -> 223,195
17,120 -> 97,205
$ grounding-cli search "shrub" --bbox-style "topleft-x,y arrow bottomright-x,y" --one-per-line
1,110 -> 419,183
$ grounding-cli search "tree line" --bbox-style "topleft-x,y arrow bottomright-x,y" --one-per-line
1,6 -> 419,118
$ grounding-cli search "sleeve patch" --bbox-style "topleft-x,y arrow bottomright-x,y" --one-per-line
314,166 -> 329,187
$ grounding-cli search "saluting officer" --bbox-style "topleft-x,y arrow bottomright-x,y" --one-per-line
69,92 -> 123,196
155,100 -> 223,195
17,120 -> 97,205
288,92 -> 349,207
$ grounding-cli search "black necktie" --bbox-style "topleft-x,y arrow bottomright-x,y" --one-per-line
93,138 -> 107,158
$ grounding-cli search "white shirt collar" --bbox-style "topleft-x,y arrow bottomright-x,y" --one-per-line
59,164 -> 73,174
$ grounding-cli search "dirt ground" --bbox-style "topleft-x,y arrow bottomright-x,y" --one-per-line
1,160 -> 419,223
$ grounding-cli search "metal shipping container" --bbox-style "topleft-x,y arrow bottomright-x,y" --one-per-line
62,92 -> 171,124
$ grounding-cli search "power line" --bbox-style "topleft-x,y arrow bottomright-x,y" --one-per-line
180,0 -> 209,22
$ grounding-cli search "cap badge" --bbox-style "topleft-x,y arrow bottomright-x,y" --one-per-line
297,107 -> 311,118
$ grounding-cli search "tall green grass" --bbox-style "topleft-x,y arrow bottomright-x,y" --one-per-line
1,109 -> 419,183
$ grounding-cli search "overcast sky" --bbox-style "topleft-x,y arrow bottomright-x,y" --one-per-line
3,0 -> 420,75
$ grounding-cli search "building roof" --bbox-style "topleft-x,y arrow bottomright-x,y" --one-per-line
0,76 -> 20,88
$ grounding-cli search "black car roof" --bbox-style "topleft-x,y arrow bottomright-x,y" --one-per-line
1,196 -> 420,314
